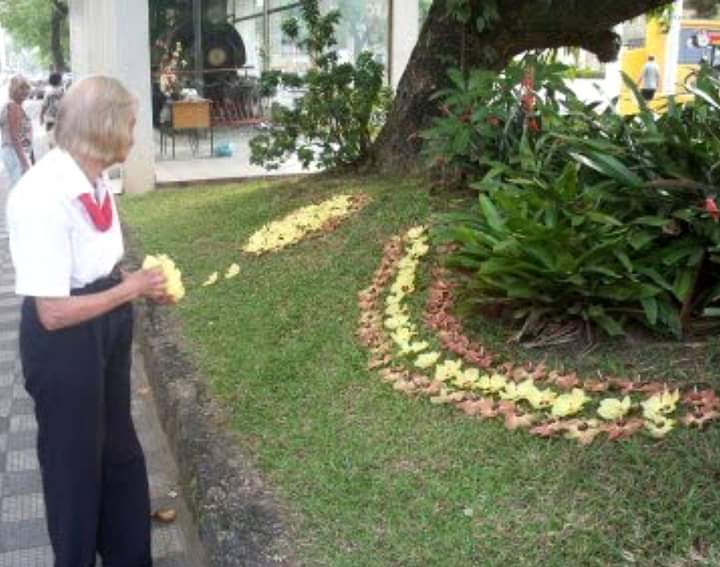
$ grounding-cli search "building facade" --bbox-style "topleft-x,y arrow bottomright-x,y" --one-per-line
69,0 -> 420,193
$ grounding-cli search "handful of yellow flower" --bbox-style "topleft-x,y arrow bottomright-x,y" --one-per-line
142,254 -> 185,302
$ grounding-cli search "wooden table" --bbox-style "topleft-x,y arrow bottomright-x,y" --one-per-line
160,99 -> 214,159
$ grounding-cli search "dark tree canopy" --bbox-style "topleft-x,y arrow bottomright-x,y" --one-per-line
371,0 -> 676,171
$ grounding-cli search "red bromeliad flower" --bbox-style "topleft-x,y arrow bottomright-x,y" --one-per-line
521,66 -> 540,133
705,197 -> 720,221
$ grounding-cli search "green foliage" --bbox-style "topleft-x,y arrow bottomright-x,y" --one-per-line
0,0 -> 68,68
423,52 -> 573,173
445,0 -> 499,32
432,61 -> 720,339
250,0 -> 391,171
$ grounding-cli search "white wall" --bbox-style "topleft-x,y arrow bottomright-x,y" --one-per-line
69,0 -> 155,193
390,0 -> 419,89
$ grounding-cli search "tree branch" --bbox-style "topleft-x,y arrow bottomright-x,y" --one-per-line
51,0 -> 68,17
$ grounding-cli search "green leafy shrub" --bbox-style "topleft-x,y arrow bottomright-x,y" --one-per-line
434,62 -> 720,340
422,52 -> 573,176
250,0 -> 391,171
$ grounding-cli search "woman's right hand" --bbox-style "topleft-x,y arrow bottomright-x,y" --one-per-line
123,268 -> 167,301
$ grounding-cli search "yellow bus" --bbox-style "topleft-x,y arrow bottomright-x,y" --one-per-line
618,17 -> 720,114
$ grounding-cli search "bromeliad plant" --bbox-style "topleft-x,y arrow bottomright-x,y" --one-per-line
422,52 -> 573,176
432,61 -> 720,340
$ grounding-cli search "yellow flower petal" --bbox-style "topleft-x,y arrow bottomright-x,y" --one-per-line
224,263 -> 240,279
202,272 -> 218,287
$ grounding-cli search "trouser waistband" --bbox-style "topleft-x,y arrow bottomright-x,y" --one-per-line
71,266 -> 123,296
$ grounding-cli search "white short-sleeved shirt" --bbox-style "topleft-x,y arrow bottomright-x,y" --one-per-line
7,148 -> 124,297
641,62 -> 661,90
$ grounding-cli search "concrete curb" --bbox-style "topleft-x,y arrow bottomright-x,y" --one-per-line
124,230 -> 296,567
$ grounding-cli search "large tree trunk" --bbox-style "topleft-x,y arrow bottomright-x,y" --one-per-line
50,0 -> 68,72
371,0 -> 673,172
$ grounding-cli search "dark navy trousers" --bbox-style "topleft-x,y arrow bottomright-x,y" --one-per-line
19,278 -> 152,567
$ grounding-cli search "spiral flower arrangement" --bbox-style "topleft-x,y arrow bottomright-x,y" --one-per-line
357,229 -> 720,445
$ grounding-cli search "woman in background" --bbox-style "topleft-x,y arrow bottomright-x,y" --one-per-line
0,75 -> 33,187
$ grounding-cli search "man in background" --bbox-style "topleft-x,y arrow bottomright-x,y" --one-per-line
638,55 -> 661,101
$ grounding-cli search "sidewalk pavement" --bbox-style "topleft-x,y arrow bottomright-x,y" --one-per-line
0,166 -> 206,565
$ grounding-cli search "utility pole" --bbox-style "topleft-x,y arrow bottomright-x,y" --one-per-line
664,0 -> 684,94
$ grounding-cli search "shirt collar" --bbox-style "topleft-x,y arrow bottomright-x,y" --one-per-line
53,148 -> 107,202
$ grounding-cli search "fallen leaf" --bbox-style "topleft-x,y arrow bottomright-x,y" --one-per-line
530,421 -> 566,438
603,418 -> 644,441
683,389 -> 720,411
564,419 -> 602,445
201,272 -> 219,287
681,409 -> 720,428
583,379 -> 610,393
551,372 -> 580,391
378,367 -> 406,383
423,380 -> 444,396
411,374 -> 431,388
368,354 -> 392,370
458,398 -> 496,418
496,400 -> 517,415
224,263 -> 240,279
504,411 -> 538,431
151,508 -> 177,523
393,380 -> 418,394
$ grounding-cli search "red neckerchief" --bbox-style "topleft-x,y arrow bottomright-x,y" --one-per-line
78,189 -> 113,231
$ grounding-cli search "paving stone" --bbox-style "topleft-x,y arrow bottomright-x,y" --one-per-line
7,432 -> 35,453
2,472 -> 42,498
8,401 -> 32,418
0,323 -> 20,335
0,334 -> 17,348
0,519 -> 49,551
0,546 -> 53,567
9,417 -> 35,435
153,555 -> 193,567
0,417 -> 10,436
1,494 -> 44,522
5,451 -> 38,473
11,386 -> 29,403
152,526 -> 185,557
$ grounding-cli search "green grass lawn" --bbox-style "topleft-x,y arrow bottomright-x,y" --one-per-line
122,174 -> 720,567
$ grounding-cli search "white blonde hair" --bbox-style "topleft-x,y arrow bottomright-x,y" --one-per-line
55,76 -> 137,165
8,75 -> 30,101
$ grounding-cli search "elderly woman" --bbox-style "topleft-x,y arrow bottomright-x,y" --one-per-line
0,75 -> 33,187
7,76 -> 168,566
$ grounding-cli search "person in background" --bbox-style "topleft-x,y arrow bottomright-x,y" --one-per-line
39,71 -> 65,149
638,55 -> 662,101
0,75 -> 33,187
7,76 -> 169,566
